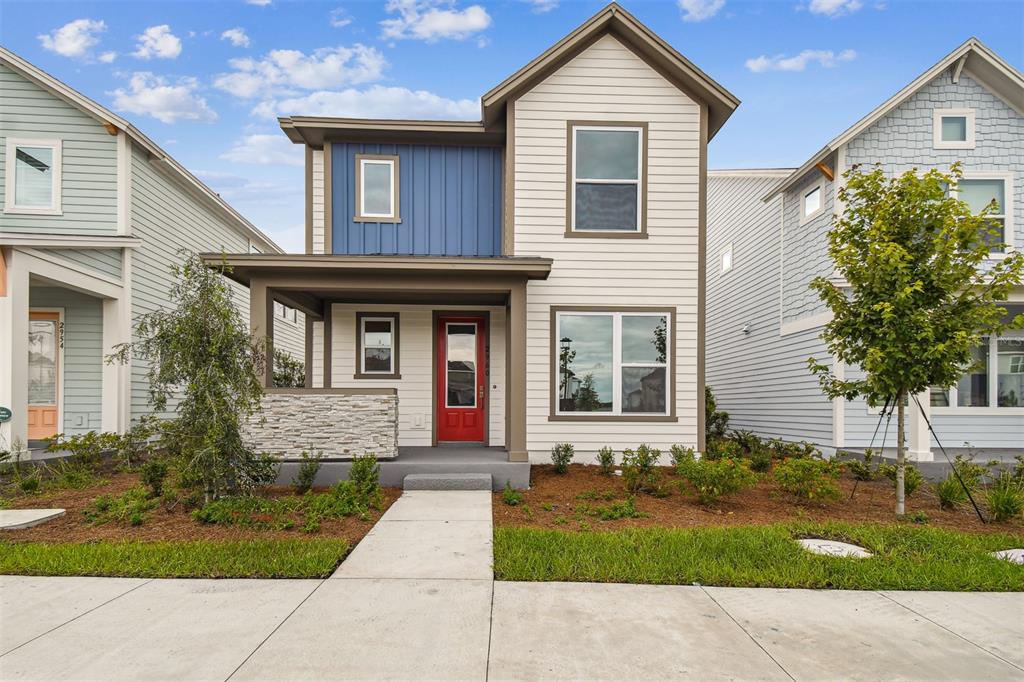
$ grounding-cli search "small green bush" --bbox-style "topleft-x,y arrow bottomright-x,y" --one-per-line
768,439 -> 820,460
952,454 -> 989,490
46,460 -> 105,491
879,463 -> 924,497
936,474 -> 968,510
502,481 -> 524,506
348,453 -> 382,508
621,444 -> 661,494
193,496 -> 298,530
908,511 -> 929,524
293,449 -> 323,495
595,446 -> 615,475
577,496 -> 644,521
773,458 -> 842,502
85,487 -> 157,526
729,429 -> 762,453
746,444 -> 772,473
18,474 -> 40,494
669,444 -> 695,467
986,471 -> 1024,522
551,443 -> 574,474
703,439 -> 742,461
705,385 -> 729,441
847,449 -> 878,482
140,458 -> 170,498
679,457 -> 757,505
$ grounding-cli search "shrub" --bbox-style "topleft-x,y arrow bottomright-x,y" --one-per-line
85,487 -> 157,526
746,444 -> 773,474
768,439 -> 820,460
879,463 -> 924,497
847,449 -> 878,482
111,416 -> 160,468
502,481 -> 524,506
908,511 -> 929,524
621,444 -> 661,494
550,443 -> 574,474
273,348 -> 306,388
193,496 -> 298,530
952,454 -> 989,490
705,385 -> 729,441
773,458 -> 842,502
703,439 -> 742,462
729,429 -> 762,453
985,471 -> 1024,522
43,431 -> 116,466
140,458 -> 170,498
348,453 -> 382,508
577,496 -> 644,521
45,460 -> 105,491
293,449 -> 323,495
669,444 -> 695,468
679,457 -> 758,505
936,474 -> 967,510
18,473 -> 40,495
595,446 -> 615,475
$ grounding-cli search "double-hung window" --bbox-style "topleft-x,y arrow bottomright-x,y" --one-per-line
568,124 -> 645,235
553,309 -> 672,417
355,312 -> 400,379
4,138 -> 62,215
931,332 -> 1024,409
956,176 -> 1010,254
355,154 -> 400,222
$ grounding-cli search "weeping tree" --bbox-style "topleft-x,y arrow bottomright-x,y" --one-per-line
109,252 -> 274,502
809,163 -> 1023,516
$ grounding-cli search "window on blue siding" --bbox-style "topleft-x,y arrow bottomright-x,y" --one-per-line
355,155 -> 400,222
570,126 -> 644,233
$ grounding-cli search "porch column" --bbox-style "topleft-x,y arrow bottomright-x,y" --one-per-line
507,281 -> 528,462
907,389 -> 933,462
101,295 -> 130,433
250,279 -> 274,388
0,248 -> 30,454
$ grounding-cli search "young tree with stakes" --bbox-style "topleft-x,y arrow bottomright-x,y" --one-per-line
808,164 -> 1023,515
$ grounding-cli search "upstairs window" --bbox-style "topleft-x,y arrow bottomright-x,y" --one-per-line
800,184 -> 823,223
355,312 -> 400,379
933,109 -> 975,149
957,177 -> 1009,254
355,155 -> 400,222
4,138 -> 62,215
568,124 -> 646,236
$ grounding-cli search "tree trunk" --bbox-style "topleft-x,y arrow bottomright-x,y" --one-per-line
896,389 -> 906,516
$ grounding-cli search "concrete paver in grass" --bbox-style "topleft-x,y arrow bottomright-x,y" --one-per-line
0,509 -> 64,530
0,579 -> 319,682
488,581 -> 790,681
231,578 -> 493,681
704,587 -> 1024,681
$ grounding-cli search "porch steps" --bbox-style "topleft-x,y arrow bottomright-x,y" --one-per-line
403,473 -> 493,491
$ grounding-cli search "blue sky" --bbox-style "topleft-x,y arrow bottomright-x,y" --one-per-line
2,0 -> 1021,252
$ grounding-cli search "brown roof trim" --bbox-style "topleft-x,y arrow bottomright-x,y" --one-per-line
280,116 -> 504,147
481,3 -> 739,139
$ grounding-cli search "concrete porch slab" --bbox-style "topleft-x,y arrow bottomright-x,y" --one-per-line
0,509 -> 65,530
230,578 -> 493,682
383,490 -> 493,521
704,587 -> 1022,680
0,579 -> 319,682
0,576 -> 147,655
488,582 -> 789,681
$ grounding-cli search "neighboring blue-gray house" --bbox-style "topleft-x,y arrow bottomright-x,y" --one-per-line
0,47 -> 304,452
707,38 -> 1024,460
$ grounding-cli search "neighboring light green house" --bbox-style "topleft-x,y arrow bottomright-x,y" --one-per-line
707,38 -> 1024,460
0,47 -> 304,453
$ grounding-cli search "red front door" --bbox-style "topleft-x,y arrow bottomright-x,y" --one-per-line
436,316 -> 486,443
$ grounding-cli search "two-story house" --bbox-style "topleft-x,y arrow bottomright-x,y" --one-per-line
0,47 -> 304,454
706,38 -> 1024,460
213,3 -> 739,476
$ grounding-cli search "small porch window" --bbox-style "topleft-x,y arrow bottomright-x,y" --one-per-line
4,138 -> 62,215
355,312 -> 400,379
355,154 -> 400,223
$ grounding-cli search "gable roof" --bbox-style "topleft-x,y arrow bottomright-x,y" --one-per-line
0,46 -> 283,254
481,3 -> 739,138
763,37 -> 1024,201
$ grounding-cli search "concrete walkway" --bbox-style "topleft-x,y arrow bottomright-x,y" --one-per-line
2,490 -> 1023,681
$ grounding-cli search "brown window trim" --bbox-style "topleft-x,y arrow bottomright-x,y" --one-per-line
354,153 -> 401,224
564,121 -> 649,239
354,311 -> 401,380
548,305 -> 676,422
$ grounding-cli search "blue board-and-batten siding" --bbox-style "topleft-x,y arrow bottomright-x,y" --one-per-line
330,143 -> 503,256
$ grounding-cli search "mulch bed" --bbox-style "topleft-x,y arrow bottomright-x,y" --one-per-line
494,464 -> 1021,534
3,468 -> 400,546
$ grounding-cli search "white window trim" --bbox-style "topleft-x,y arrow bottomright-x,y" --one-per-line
799,181 -> 825,225
444,321 -> 478,409
570,125 -> 644,233
933,108 -> 976,150
932,332 -> 1024,415
4,137 -> 63,216
358,157 -> 398,220
554,310 -> 671,417
720,243 -> 733,274
955,170 -> 1015,258
360,315 -> 395,375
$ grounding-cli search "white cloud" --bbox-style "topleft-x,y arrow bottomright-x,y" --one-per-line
808,0 -> 863,17
745,49 -> 857,73
133,25 -> 183,59
678,0 -> 725,22
526,0 -> 559,13
253,85 -> 479,120
213,45 -> 386,98
329,8 -> 352,27
221,28 -> 251,47
98,51 -> 117,63
381,0 -> 491,42
220,134 -> 304,166
111,72 -> 216,123
246,0 -> 272,5
38,19 -> 106,59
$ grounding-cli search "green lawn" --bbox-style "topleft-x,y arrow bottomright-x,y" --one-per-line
494,523 -> 1024,591
0,538 -> 349,579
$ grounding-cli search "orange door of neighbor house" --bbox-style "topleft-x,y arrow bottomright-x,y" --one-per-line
27,311 -> 61,440
436,316 -> 486,443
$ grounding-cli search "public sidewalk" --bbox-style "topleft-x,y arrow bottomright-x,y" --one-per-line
2,490 -> 1022,681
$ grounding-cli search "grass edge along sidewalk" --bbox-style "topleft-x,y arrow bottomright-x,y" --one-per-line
0,538 -> 349,579
494,522 -> 1024,591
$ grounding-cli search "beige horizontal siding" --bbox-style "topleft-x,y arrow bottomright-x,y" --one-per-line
312,149 -> 325,254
